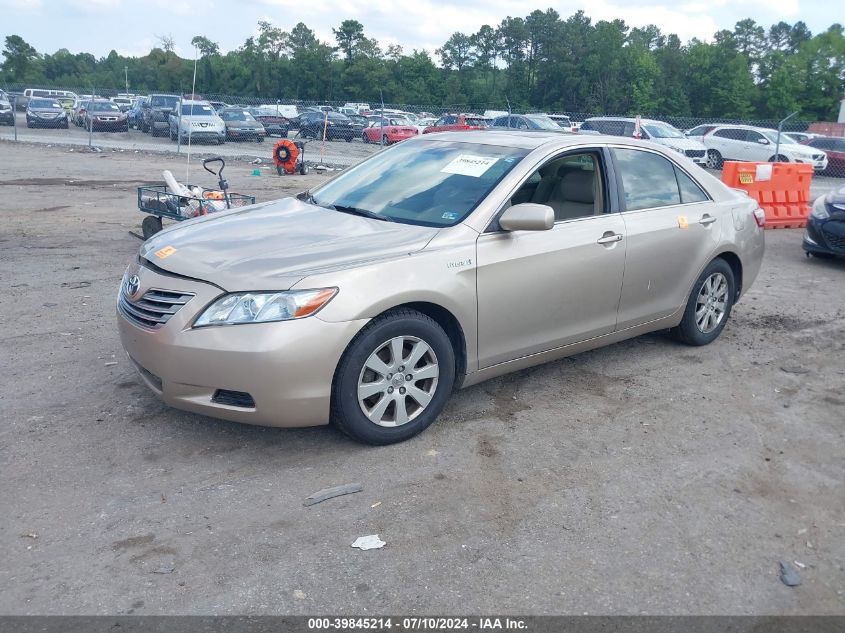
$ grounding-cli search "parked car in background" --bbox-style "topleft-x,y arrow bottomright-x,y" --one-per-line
547,114 -> 573,130
784,132 -> 819,143
416,117 -> 438,133
220,108 -> 266,142
111,97 -> 132,112
117,131 -> 765,444
168,100 -> 226,144
581,117 -> 709,166
143,93 -> 179,136
55,96 -> 76,116
0,96 -> 14,125
128,97 -> 147,129
84,100 -> 129,132
259,104 -> 299,120
347,114 -> 368,137
362,117 -> 418,144
803,137 -> 845,177
701,124 -> 828,171
804,185 -> 845,258
26,98 -> 69,128
208,101 -> 229,113
423,114 -> 488,134
298,110 -> 355,141
72,100 -> 91,126
19,88 -> 79,111
684,124 -> 719,139
490,113 -> 564,131
246,107 -> 290,137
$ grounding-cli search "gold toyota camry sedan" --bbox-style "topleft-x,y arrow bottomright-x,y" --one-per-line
117,131 -> 765,444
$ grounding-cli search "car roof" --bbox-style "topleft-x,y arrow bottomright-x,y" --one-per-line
586,116 -> 674,126
710,123 -> 777,132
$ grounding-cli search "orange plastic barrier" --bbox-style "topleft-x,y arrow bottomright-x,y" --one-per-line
721,161 -> 814,229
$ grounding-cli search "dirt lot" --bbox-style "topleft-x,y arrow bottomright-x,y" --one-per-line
1,141 -> 844,615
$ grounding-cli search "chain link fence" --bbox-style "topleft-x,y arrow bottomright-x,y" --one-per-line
1,85 -> 843,176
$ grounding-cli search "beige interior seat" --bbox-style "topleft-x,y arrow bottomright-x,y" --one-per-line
546,169 -> 597,221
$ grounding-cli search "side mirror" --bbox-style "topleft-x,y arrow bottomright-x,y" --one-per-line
499,203 -> 554,232
757,138 -> 769,145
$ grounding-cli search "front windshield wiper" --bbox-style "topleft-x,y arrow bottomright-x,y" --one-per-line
301,192 -> 393,222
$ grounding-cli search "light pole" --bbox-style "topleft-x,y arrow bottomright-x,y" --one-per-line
775,111 -> 799,162
124,66 -> 129,95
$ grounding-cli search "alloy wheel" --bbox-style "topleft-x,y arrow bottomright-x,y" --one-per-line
357,336 -> 439,427
695,272 -> 729,334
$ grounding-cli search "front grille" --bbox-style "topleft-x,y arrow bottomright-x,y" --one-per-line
685,149 -> 706,158
212,390 -> 256,408
822,229 -> 845,251
119,288 -> 194,329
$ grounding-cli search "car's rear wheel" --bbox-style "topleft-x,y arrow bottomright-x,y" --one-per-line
362,132 -> 369,143
706,150 -> 722,169
768,154 -> 789,162
673,258 -> 735,346
332,309 -> 455,445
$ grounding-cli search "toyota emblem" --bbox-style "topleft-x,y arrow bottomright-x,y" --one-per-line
125,274 -> 141,299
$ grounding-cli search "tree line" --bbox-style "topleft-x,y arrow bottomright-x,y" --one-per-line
2,10 -> 844,121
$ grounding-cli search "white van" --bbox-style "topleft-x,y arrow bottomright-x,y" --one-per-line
21,88 -> 79,109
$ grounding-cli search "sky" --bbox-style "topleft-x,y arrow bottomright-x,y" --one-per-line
0,0 -> 833,60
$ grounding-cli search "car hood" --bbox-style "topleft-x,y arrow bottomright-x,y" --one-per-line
787,143 -> 825,157
140,197 -> 440,291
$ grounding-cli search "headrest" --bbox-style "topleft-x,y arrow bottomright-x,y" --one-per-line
560,170 -> 595,204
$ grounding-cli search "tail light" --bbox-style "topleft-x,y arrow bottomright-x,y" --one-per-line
752,208 -> 766,227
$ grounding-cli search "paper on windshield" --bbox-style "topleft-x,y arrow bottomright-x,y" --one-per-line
441,155 -> 499,178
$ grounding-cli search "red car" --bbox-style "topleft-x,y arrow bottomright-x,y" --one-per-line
423,113 -> 488,134
362,117 -> 418,144
803,137 -> 845,178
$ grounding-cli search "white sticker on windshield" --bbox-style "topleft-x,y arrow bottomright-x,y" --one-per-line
441,155 -> 499,178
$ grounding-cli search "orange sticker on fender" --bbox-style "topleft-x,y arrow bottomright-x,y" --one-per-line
677,216 -> 689,229
155,245 -> 177,258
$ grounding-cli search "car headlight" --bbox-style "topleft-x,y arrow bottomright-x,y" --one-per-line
811,196 -> 830,220
194,288 -> 338,327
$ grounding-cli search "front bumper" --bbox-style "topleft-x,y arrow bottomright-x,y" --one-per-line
28,115 -> 67,127
0,110 -> 13,124
226,128 -> 265,140
91,118 -> 128,130
803,214 -> 845,257
181,130 -> 225,142
116,263 -> 367,427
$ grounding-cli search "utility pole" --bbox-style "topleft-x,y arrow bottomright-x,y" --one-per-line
775,111 -> 799,162
124,66 -> 129,95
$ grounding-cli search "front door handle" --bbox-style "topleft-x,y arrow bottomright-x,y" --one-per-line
699,215 -> 717,226
597,233 -> 623,245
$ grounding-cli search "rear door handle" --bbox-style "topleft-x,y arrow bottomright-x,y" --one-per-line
597,233 -> 623,245
699,216 -> 717,226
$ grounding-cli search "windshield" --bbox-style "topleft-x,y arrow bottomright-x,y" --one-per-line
181,104 -> 215,116
90,102 -> 120,112
309,140 -> 528,227
221,110 -> 255,121
464,118 -> 488,127
30,99 -> 61,109
642,123 -> 685,139
526,115 -> 561,130
760,130 -> 797,145
151,95 -> 178,108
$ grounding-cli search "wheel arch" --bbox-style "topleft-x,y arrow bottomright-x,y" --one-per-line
714,250 -> 743,301
333,301 -> 468,391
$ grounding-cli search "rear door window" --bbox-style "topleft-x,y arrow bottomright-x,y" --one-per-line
674,167 -> 709,203
613,148 -> 682,211
714,128 -> 745,141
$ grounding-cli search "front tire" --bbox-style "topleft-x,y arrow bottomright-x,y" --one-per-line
673,259 -> 735,346
332,310 -> 456,445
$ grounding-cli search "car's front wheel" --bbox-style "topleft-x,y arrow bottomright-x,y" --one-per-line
673,258 -> 735,346
332,310 -> 456,445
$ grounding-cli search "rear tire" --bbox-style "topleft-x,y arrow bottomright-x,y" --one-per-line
331,309 -> 456,445
768,154 -> 789,162
673,258 -> 735,346
706,150 -> 722,169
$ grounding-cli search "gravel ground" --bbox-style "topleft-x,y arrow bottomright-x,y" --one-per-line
0,141 -> 843,616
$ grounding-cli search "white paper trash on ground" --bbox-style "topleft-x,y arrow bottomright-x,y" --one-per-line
351,535 -> 386,550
